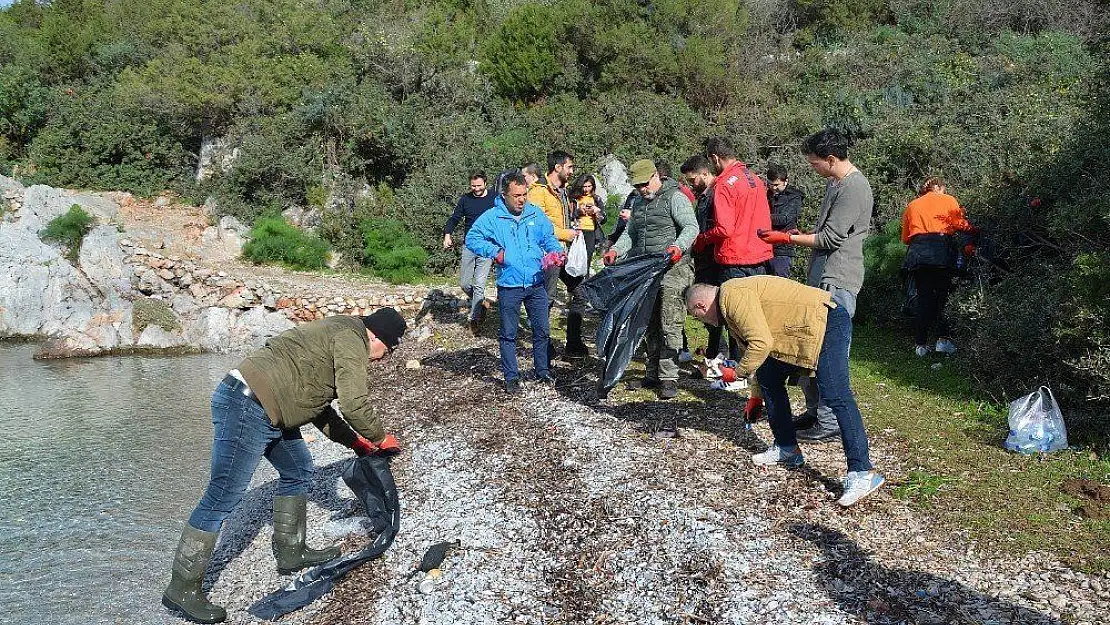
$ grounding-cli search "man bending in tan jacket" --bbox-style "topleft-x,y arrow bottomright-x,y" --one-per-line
686,276 -> 884,507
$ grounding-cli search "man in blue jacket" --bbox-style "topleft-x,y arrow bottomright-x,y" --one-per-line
466,171 -> 565,394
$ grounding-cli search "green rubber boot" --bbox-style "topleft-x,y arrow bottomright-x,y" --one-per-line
162,524 -> 227,624
272,495 -> 340,575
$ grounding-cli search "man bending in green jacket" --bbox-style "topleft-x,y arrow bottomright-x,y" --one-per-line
162,309 -> 406,624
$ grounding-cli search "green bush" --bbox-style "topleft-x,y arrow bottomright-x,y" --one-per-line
26,88 -> 189,195
361,218 -> 428,284
480,3 -> 566,102
863,219 -> 907,283
242,216 -> 329,270
132,296 -> 180,334
40,203 -> 94,261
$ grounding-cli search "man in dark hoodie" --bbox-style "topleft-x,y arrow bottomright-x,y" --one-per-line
765,163 -> 805,278
162,309 -> 407,624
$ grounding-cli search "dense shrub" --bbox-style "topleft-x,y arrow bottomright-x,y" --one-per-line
241,217 -> 329,270
26,88 -> 189,195
40,203 -> 94,261
361,218 -> 428,284
1,0 -> 1107,420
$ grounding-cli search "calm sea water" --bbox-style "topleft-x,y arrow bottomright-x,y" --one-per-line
0,342 -> 240,624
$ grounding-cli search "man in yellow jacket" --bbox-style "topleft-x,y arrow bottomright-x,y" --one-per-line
686,276 -> 884,507
528,150 -> 589,357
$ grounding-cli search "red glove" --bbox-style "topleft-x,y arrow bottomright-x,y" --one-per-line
352,433 -> 402,457
352,435 -> 375,457
963,244 -> 976,257
602,250 -> 617,266
691,234 -> 706,254
494,249 -> 505,265
757,229 -> 793,246
541,251 -> 565,270
665,245 -> 682,264
377,433 -> 402,455
720,366 -> 737,383
744,396 -> 764,424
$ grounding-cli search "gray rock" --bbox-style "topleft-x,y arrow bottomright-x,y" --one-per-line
75,225 -> 133,310
183,306 -> 233,351
0,220 -> 101,337
136,324 -> 186,348
195,135 -> 240,182
228,306 -> 295,351
19,185 -> 119,233
1,174 -> 25,214
596,155 -> 632,209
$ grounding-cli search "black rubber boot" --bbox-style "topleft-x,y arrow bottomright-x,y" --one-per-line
162,525 -> 227,624
273,495 -> 341,575
564,312 -> 588,358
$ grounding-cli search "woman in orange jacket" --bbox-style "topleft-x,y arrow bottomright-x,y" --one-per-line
901,177 -> 976,357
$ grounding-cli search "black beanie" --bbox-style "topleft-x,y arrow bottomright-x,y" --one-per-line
361,308 -> 407,350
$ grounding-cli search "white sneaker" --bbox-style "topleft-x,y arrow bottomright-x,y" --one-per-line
678,349 -> 693,363
837,471 -> 886,507
914,345 -> 930,357
935,338 -> 957,354
752,445 -> 805,468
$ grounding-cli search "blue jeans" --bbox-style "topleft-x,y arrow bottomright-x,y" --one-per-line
188,379 -> 314,533
756,305 -> 873,472
800,283 -> 857,428
497,284 -> 551,382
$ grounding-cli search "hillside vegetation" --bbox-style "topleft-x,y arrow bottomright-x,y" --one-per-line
1,0 -> 1107,434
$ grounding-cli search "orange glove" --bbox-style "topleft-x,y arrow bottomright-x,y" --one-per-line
494,249 -> 505,265
602,250 -> 617,265
743,396 -> 764,423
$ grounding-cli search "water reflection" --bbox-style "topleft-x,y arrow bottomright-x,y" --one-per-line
0,342 -> 240,624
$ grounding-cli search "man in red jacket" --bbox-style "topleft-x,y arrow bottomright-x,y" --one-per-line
693,137 -> 774,281
691,137 -> 775,379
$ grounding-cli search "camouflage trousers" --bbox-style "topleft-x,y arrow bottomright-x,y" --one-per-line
645,257 -> 694,382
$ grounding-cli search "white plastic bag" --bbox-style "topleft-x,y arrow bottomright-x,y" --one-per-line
1004,386 -> 1069,454
565,232 -> 588,278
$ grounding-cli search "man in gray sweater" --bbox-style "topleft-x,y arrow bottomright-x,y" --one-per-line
758,128 -> 873,441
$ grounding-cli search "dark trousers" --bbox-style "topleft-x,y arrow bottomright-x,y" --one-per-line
767,255 -> 793,278
756,305 -> 873,473
498,284 -> 551,382
710,264 -> 767,360
912,267 -> 953,345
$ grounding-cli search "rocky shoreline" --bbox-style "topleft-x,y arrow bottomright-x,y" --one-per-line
183,319 -> 1108,625
0,174 -> 461,359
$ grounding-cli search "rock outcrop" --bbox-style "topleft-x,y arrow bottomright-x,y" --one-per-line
0,175 -> 464,359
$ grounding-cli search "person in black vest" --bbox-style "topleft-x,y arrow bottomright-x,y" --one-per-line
443,171 -> 498,335
765,163 -> 804,278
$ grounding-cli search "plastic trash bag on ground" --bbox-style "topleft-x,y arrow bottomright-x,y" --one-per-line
249,455 -> 400,620
579,253 -> 673,395
1004,386 -> 1069,454
565,232 -> 589,278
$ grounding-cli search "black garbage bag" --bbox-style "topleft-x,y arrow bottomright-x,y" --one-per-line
248,456 -> 400,620
579,253 -> 673,395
